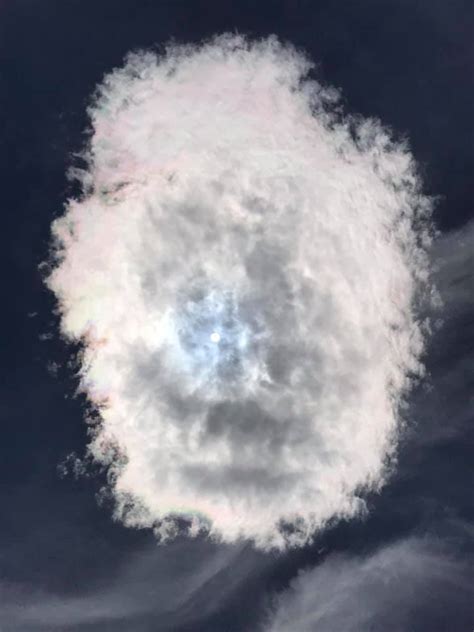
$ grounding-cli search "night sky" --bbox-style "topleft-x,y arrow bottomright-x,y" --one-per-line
1,1 -> 473,631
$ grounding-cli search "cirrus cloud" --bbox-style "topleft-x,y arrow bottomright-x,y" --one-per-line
266,534 -> 473,632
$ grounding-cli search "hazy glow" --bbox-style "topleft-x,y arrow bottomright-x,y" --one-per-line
47,35 -> 432,548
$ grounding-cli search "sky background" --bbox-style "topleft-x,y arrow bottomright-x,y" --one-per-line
1,1 -> 473,630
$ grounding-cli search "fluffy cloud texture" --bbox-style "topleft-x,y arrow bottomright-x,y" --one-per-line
47,35 -> 432,548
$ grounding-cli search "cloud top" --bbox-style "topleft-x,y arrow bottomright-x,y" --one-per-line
47,35 -> 432,548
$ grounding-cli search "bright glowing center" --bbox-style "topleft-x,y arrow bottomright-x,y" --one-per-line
210,331 -> 221,343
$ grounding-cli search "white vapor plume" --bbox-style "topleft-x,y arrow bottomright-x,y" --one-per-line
47,35 -> 432,548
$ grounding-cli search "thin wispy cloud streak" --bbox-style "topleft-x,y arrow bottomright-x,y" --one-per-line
47,34 -> 433,548
267,534 -> 473,632
406,221 -> 473,447
0,540 -> 262,631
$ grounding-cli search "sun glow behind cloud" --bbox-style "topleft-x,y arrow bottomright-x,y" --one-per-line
47,35 -> 432,548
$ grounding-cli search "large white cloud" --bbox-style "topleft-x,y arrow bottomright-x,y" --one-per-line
47,35 -> 432,548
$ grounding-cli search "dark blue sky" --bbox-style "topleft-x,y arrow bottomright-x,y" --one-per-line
1,1 -> 472,630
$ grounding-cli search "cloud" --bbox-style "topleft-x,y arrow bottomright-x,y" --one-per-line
0,540 -> 263,631
432,220 -> 474,315
46,34 -> 433,548
266,534 -> 473,632
405,221 -> 474,447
